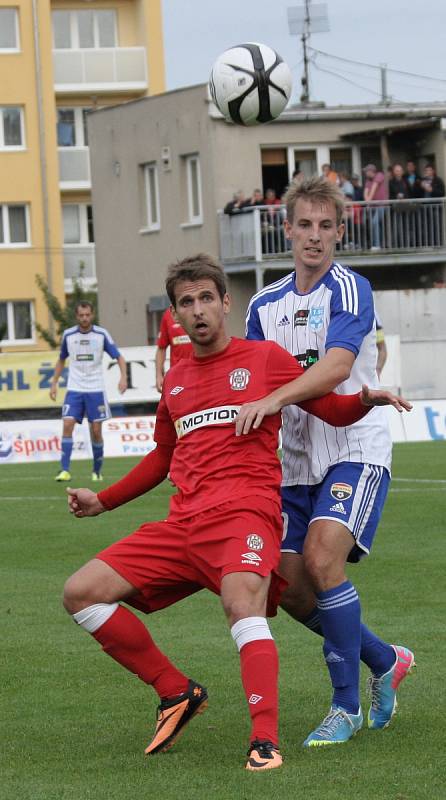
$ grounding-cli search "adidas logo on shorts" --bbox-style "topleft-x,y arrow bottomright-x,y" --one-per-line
329,501 -> 346,515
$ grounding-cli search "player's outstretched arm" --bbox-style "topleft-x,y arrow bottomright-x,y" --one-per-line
360,384 -> 412,412
235,385 -> 412,436
67,488 -> 105,518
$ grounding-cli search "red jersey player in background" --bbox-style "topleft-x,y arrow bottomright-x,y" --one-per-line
155,307 -> 192,392
63,254 -> 410,771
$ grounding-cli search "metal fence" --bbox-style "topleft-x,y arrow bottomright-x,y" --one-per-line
218,199 -> 446,262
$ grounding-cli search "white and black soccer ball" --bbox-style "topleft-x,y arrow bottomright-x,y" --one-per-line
209,42 -> 292,126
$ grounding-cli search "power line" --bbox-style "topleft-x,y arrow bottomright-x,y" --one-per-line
313,57 -> 446,99
309,46 -> 446,85
312,62 -> 385,98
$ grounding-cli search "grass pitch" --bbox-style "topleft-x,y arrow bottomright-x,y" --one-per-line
1,442 -> 445,800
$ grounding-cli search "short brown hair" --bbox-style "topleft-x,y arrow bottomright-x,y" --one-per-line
75,301 -> 94,313
166,253 -> 227,307
285,176 -> 345,226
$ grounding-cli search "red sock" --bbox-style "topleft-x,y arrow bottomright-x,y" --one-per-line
239,639 -> 279,746
92,605 -> 189,698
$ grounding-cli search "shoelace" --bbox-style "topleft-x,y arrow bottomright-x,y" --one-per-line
315,708 -> 354,738
366,675 -> 383,710
248,740 -> 276,758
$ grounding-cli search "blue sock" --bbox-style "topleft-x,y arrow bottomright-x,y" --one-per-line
61,437 -> 73,471
302,608 -> 395,677
316,581 -> 361,714
359,624 -> 395,677
92,441 -> 104,475
301,608 -> 323,634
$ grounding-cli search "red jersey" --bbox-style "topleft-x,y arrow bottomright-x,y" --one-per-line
154,337 -> 367,519
157,308 -> 193,366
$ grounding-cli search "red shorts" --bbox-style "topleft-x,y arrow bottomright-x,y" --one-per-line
96,495 -> 285,617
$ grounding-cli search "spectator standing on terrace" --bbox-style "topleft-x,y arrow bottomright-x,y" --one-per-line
351,174 -> 364,202
404,161 -> 423,199
321,163 -> 339,184
364,164 -> 388,249
421,164 -> 445,246
389,164 -> 410,248
421,164 -> 445,199
245,188 -> 264,208
224,190 -> 248,215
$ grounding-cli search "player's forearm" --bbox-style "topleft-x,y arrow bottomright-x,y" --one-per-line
376,342 -> 387,375
97,443 -> 174,510
117,355 -> 127,381
155,348 -> 166,379
270,353 -> 353,409
51,360 -> 65,386
299,392 -> 369,426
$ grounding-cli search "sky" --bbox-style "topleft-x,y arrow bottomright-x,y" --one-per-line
162,0 -> 446,108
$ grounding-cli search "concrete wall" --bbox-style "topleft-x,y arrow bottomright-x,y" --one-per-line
375,288 -> 446,398
88,85 -> 220,345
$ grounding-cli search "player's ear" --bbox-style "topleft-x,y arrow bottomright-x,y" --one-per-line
170,304 -> 179,322
284,219 -> 292,239
223,293 -> 231,315
336,222 -> 345,243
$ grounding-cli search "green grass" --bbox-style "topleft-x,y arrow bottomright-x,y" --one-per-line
1,442 -> 445,800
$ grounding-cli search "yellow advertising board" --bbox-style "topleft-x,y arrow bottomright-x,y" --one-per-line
0,352 -> 63,409
0,346 -> 160,410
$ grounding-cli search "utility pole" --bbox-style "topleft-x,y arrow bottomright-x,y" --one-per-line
288,3 -> 329,106
300,0 -> 310,104
380,63 -> 390,104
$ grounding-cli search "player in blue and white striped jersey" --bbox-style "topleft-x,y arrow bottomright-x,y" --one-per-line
50,302 -> 127,482
244,177 -> 414,746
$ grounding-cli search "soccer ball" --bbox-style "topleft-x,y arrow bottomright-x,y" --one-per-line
209,42 -> 292,126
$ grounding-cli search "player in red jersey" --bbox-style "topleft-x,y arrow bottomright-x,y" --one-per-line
63,254 -> 410,771
155,307 -> 192,392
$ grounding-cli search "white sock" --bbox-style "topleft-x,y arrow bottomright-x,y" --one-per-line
230,616 -> 273,652
72,602 -> 119,633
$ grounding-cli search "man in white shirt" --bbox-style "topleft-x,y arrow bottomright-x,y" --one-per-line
50,302 -> 127,481
244,176 -> 414,747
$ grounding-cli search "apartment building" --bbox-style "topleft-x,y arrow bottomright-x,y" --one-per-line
0,0 -> 164,351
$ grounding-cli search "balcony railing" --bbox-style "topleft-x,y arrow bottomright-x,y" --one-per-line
53,47 -> 148,93
218,199 -> 446,263
63,245 -> 96,292
58,147 -> 90,189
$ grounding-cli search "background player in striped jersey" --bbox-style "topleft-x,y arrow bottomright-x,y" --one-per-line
50,301 -> 127,482
62,254 -> 409,770
243,177 -> 415,747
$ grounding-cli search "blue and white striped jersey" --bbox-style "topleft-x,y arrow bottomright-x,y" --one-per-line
246,263 -> 392,485
60,325 -> 121,393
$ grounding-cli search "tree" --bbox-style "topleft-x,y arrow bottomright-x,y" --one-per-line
35,265 -> 98,349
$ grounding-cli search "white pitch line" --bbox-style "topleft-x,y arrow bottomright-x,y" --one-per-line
389,488 -> 446,493
392,477 -> 446,484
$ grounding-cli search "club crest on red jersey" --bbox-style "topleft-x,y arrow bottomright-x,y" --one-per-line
229,368 -> 251,390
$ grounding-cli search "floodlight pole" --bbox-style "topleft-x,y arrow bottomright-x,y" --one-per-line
300,0 -> 311,103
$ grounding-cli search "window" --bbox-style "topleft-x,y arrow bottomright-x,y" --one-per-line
0,301 -> 33,344
0,204 -> 29,246
0,107 -> 23,148
62,204 -> 94,244
184,154 -> 203,225
57,107 -> 90,147
142,163 -> 160,231
0,8 -> 19,50
52,9 -> 117,49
